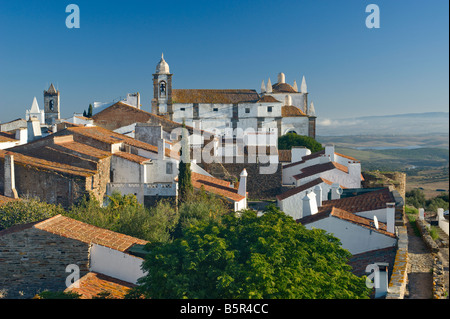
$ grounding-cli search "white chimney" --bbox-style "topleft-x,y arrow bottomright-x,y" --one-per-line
314,185 -> 323,207
261,80 -> 266,94
278,72 -> 285,84
158,138 -> 165,160
324,144 -> 335,162
348,162 -> 361,179
330,183 -> 342,200
4,153 -> 18,199
238,168 -> 248,199
266,78 -> 272,93
27,116 -> 42,143
291,147 -> 311,163
418,208 -> 425,220
437,208 -> 444,220
302,191 -> 318,217
386,203 -> 396,234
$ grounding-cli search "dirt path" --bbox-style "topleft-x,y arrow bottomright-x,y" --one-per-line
405,221 -> 434,299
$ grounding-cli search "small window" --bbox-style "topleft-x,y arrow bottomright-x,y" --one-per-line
267,106 -> 273,112
166,162 -> 173,175
245,108 -> 250,114
213,108 -> 218,112
180,108 -> 185,111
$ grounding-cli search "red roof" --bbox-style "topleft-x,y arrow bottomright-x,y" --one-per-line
293,161 -> 348,180
298,207 -> 395,238
65,272 -> 135,299
34,215 -> 148,252
191,172 -> 245,202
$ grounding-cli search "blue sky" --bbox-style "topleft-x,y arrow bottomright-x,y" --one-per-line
0,0 -> 448,124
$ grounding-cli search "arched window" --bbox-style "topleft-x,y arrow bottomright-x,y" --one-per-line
159,81 -> 167,97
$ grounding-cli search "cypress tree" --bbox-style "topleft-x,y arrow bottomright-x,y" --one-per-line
178,120 -> 193,204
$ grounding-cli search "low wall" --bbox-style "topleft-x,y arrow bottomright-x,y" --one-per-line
386,225 -> 408,299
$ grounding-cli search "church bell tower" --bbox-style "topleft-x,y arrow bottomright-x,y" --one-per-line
44,83 -> 60,125
152,53 -> 173,120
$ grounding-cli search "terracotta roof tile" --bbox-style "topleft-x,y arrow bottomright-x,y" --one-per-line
191,172 -> 245,202
298,207 -> 395,238
282,149 -> 325,169
278,149 -> 291,162
113,152 -> 151,164
65,272 -> 135,299
293,161 -> 348,180
318,187 -> 395,214
257,95 -> 280,103
271,82 -> 298,93
0,149 -> 96,177
281,105 -> 307,117
172,89 -> 259,104
34,215 -> 148,251
276,178 -> 324,201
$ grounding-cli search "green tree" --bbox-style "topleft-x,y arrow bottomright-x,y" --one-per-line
178,121 -> 193,204
278,133 -> 323,153
132,205 -> 370,299
405,189 -> 427,209
87,104 -> 93,118
0,197 -> 65,231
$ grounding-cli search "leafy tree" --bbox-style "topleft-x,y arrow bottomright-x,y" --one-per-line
132,205 -> 370,299
0,197 -> 65,231
405,189 -> 427,209
278,133 -> 323,153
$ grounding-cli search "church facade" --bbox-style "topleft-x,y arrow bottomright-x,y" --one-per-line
151,54 -> 317,140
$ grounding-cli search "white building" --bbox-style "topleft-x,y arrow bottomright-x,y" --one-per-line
297,188 -> 399,255
282,144 -> 363,187
151,54 -> 317,140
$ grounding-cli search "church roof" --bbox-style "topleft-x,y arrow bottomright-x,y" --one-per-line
46,83 -> 58,94
256,95 -> 280,103
281,105 -> 307,117
172,89 -> 259,104
29,97 -> 41,113
271,82 -> 298,93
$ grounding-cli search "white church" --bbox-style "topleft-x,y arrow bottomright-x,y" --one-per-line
151,54 -> 317,140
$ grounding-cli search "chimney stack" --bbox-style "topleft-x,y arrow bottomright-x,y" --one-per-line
314,185 -> 323,207
386,203 -> 396,234
302,191 -> 318,217
330,183 -> 342,200
238,168 -> 248,198
4,153 -> 19,199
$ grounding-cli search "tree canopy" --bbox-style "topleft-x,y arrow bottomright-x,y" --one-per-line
278,133 -> 323,153
132,205 -> 371,299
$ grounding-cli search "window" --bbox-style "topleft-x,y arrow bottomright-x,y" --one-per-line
180,108 -> 185,111
245,108 -> 250,114
166,162 -> 173,175
267,106 -> 273,112
213,108 -> 218,112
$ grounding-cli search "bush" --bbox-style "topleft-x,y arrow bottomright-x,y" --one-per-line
0,197 -> 65,231
278,133 -> 323,153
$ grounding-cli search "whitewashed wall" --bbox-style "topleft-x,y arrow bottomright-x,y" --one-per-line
303,217 -> 397,255
89,244 -> 146,285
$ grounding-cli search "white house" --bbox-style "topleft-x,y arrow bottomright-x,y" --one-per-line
282,144 -> 362,188
296,187 -> 399,255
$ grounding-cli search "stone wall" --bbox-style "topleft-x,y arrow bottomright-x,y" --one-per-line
362,171 -> 406,200
386,225 -> 408,299
200,161 -> 283,200
0,226 -> 90,299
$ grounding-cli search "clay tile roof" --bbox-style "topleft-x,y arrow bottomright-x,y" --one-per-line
282,149 -> 325,169
281,105 -> 307,117
0,149 -> 96,177
66,126 -> 179,160
114,152 -> 151,164
34,215 -> 148,252
335,152 -> 360,163
293,161 -> 348,180
298,207 -> 395,238
172,89 -> 260,104
65,272 -> 135,299
257,95 -> 280,103
272,82 -> 297,93
319,187 -> 395,214
191,172 -> 245,202
276,178 -> 324,201
0,132 -> 18,143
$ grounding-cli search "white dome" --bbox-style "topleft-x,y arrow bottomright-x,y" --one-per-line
156,53 -> 170,74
